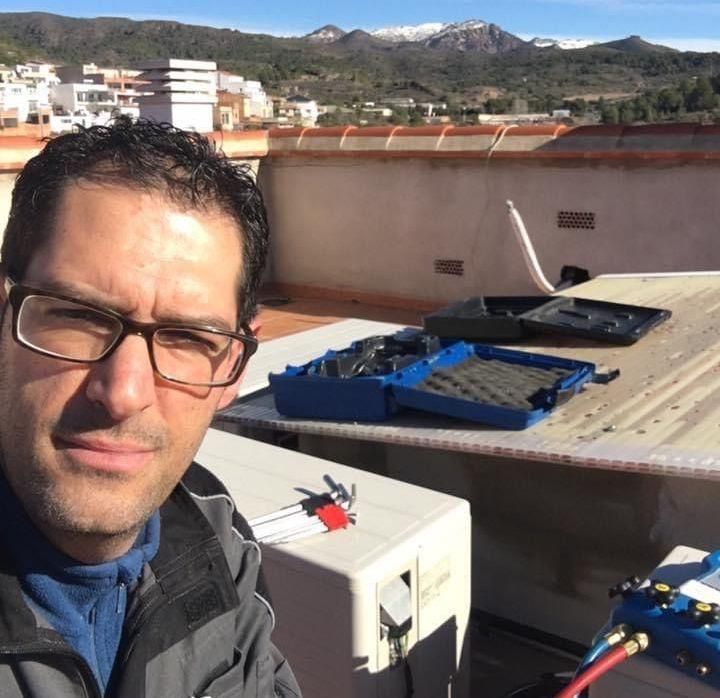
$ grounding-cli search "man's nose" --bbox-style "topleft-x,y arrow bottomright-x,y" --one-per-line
85,334 -> 156,420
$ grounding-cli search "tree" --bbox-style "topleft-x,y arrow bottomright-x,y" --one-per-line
657,88 -> 683,115
619,102 -> 636,124
686,76 -> 718,112
389,108 -> 409,125
409,109 -> 424,126
633,96 -> 654,122
601,104 -> 619,125
564,98 -> 587,117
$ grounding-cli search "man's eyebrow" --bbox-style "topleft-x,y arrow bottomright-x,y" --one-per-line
153,311 -> 236,331
26,279 -> 236,331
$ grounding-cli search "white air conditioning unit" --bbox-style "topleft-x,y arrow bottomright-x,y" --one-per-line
198,428 -> 471,698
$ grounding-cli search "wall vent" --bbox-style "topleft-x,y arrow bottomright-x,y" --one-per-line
434,259 -> 464,276
557,210 -> 596,230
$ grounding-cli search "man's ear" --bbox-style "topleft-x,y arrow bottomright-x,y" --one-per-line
216,318 -> 262,411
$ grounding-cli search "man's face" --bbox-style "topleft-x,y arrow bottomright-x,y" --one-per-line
0,182 -> 244,557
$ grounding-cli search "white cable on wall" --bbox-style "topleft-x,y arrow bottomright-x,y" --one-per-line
506,199 -> 556,294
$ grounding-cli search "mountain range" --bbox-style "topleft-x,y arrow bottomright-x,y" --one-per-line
0,12 -> 710,108
304,20 -> 677,54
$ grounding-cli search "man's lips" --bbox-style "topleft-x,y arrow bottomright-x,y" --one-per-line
54,435 -> 155,473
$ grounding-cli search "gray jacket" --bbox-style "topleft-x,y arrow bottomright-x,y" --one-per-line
0,463 -> 301,698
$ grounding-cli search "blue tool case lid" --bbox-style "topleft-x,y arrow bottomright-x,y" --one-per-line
269,330 -> 597,429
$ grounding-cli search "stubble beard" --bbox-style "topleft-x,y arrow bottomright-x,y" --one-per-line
0,391 -> 170,547
22,450 -> 159,539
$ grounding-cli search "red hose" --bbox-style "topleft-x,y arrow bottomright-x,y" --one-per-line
553,646 -> 629,698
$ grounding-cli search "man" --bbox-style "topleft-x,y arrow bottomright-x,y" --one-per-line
0,118 -> 301,697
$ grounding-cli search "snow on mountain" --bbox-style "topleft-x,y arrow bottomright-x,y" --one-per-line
425,21 -> 524,54
304,24 -> 346,43
371,20 -> 495,44
531,37 -> 597,50
370,22 -> 448,43
369,20 -> 523,53
429,20 -> 489,41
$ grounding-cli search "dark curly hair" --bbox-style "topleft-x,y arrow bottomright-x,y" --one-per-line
1,117 -> 269,324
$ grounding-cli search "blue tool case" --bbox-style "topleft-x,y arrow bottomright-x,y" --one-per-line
269,330 -> 596,429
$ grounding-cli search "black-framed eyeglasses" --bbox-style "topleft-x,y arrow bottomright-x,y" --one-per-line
3,278 -> 258,387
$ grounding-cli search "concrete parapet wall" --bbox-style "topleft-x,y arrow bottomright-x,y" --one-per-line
0,130 -> 267,175
267,123 -> 720,159
1,125 -> 720,302
259,124 -> 720,301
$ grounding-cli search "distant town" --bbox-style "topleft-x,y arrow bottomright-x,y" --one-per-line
0,56 -> 582,136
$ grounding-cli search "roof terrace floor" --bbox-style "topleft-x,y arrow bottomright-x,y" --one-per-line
256,286 -> 426,341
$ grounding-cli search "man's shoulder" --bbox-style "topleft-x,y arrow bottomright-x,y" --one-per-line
169,462 -> 275,623
173,461 -> 256,546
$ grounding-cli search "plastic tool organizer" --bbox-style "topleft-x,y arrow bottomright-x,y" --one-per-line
269,329 -> 596,429
423,295 -> 671,344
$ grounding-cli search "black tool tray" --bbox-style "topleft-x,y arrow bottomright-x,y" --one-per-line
423,296 -> 547,341
423,295 -> 671,345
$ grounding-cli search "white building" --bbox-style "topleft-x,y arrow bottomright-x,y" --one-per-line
381,97 -> 416,108
361,107 -> 393,118
25,80 -> 52,114
0,82 -> 30,123
135,59 -> 217,132
15,62 -> 57,82
56,64 -> 145,118
216,72 -> 273,119
49,111 -> 114,134
51,83 -> 117,115
417,102 -> 447,117
286,95 -> 319,126
0,63 -> 57,121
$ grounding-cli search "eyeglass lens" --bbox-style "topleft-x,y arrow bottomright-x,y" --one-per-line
16,293 -> 245,386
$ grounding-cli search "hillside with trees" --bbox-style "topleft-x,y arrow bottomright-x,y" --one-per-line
1,12 -> 719,123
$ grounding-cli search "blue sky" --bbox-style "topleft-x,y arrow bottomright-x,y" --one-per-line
5,0 -> 720,51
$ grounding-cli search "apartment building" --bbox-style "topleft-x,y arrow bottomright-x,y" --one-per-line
216,72 -> 273,120
51,83 -> 117,116
0,82 -> 29,124
134,59 -> 217,132
285,95 -> 319,126
0,62 -> 56,129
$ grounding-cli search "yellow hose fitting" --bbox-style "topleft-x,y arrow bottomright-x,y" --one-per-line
623,632 -> 650,656
604,624 -> 633,646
